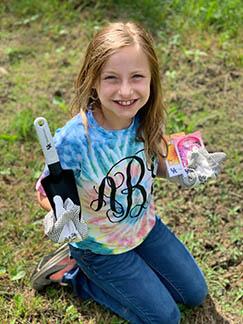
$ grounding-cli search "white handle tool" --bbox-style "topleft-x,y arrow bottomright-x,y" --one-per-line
34,117 -> 59,165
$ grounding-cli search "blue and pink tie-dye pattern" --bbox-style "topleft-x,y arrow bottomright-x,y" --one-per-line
36,111 -> 158,254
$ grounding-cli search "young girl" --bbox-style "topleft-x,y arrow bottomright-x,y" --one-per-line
32,22 -> 225,323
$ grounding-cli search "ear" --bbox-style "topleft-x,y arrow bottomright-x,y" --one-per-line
90,88 -> 99,101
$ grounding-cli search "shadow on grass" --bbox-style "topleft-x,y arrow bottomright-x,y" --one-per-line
181,295 -> 231,324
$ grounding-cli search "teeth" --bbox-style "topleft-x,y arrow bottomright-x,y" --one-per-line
117,100 -> 135,106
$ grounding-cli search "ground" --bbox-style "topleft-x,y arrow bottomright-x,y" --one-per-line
0,2 -> 242,323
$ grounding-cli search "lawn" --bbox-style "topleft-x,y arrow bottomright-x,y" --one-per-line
0,1 -> 242,323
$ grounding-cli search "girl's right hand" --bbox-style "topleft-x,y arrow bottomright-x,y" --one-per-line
43,196 -> 88,243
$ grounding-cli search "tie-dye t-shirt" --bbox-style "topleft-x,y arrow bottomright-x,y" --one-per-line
37,111 -> 158,254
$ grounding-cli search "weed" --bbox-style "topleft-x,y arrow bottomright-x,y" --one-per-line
52,95 -> 69,113
167,104 -> 187,133
11,109 -> 35,141
10,268 -> 26,281
229,225 -> 242,245
0,134 -> 17,142
64,305 -> 80,321
5,47 -> 34,64
179,231 -> 203,256
12,294 -> 26,318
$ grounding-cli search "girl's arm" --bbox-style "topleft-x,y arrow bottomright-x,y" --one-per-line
36,191 -> 52,211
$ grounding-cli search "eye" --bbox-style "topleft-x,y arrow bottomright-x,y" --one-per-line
104,75 -> 117,80
132,74 -> 144,79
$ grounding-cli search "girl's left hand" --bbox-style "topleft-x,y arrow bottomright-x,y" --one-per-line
177,148 -> 226,188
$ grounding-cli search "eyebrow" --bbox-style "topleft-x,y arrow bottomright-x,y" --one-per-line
101,71 -> 117,75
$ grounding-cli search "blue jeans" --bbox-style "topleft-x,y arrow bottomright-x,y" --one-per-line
64,217 -> 208,324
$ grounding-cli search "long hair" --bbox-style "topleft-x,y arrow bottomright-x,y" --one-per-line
71,21 -> 167,161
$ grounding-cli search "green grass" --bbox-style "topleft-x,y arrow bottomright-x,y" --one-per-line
0,1 -> 242,323
2,0 -> 243,36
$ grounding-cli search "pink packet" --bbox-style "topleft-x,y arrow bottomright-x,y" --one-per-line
173,131 -> 204,176
164,132 -> 185,177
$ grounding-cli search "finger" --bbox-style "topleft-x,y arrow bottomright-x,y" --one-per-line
53,195 -> 65,215
54,215 -> 69,230
63,198 -> 80,216
210,152 -> 227,164
44,211 -> 55,235
64,197 -> 75,210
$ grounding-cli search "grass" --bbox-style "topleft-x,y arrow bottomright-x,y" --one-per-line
0,0 -> 242,323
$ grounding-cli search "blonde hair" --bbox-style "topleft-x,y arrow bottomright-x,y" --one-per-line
71,21 -> 167,161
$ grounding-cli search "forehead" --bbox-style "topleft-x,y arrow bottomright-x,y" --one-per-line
101,44 -> 150,73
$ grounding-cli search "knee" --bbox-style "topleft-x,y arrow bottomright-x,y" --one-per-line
185,275 -> 208,307
162,305 -> 181,324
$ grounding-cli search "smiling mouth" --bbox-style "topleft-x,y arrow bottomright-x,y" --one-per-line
113,99 -> 138,106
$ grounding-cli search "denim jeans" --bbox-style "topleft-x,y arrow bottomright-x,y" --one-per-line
64,217 -> 208,324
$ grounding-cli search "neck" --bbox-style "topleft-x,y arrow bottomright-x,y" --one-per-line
93,109 -> 133,130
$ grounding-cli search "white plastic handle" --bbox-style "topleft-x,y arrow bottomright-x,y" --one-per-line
34,117 -> 59,165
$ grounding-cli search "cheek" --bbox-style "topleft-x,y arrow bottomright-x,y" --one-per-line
136,81 -> 150,98
98,84 -> 117,98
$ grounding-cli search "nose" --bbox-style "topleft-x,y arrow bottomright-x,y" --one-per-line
118,80 -> 133,98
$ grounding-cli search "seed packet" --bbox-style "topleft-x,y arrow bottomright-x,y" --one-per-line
173,131 -> 204,176
164,132 -> 185,177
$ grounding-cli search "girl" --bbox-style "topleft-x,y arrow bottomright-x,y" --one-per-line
32,22 -> 225,323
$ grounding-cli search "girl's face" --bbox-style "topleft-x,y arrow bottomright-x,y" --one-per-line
94,44 -> 151,130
